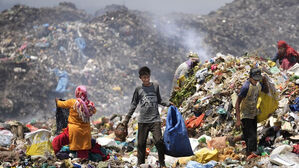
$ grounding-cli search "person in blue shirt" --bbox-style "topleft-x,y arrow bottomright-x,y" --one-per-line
229,68 -> 269,159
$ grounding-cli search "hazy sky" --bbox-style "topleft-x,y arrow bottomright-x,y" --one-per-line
0,0 -> 234,15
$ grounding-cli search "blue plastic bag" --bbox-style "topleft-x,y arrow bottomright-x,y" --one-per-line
186,161 -> 217,168
75,38 -> 86,50
164,106 -> 194,157
53,68 -> 69,93
289,97 -> 299,112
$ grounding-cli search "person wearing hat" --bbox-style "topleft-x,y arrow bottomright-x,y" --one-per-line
229,68 -> 269,159
172,52 -> 200,90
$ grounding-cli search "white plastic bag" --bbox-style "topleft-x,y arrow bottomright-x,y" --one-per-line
0,130 -> 13,147
25,129 -> 54,157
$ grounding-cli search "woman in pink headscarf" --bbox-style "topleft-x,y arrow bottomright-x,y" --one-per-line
272,40 -> 299,70
52,85 -> 96,159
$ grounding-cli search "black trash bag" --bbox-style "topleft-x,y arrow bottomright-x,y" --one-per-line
55,99 -> 69,135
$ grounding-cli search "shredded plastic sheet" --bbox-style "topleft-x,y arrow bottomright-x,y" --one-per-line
25,129 -> 54,157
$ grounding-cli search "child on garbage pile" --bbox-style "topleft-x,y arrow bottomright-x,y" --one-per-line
123,66 -> 173,168
229,67 -> 269,160
52,85 -> 96,161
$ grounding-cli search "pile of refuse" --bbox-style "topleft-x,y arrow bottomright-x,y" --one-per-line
161,0 -> 299,57
0,0 -> 298,166
200,0 -> 299,56
1,53 -> 298,167
0,4 -> 187,120
1,0 -> 299,120
169,52 -> 299,167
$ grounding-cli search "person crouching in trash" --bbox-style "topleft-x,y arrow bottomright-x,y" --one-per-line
229,68 -> 269,159
123,66 -> 172,168
52,85 -> 96,160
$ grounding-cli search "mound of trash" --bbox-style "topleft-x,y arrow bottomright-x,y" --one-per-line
162,0 -> 299,57
0,4 -> 187,120
1,53 -> 298,167
1,0 -> 298,120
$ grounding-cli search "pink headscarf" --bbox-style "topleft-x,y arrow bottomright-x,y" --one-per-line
75,85 -> 96,123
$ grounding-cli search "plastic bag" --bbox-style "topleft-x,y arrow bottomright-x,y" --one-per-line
194,148 -> 218,163
289,97 -> 299,112
75,37 -> 86,50
0,130 -> 13,147
185,113 -> 205,129
186,160 -> 217,168
25,129 -> 54,157
257,76 -> 279,122
56,100 -> 69,134
53,69 -> 69,93
164,106 -> 194,157
207,136 -> 227,150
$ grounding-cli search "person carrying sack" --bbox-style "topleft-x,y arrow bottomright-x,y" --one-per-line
123,66 -> 173,168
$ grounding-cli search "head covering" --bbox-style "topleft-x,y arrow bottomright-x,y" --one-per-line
75,85 -> 96,123
249,68 -> 262,81
187,52 -> 199,59
277,40 -> 287,49
277,41 -> 299,70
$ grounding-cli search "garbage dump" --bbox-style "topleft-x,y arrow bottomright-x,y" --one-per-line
159,0 -> 299,57
1,0 -> 299,167
1,0 -> 298,120
0,4 -> 187,120
1,52 -> 298,167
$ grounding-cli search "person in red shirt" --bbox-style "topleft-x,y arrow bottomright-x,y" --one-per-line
272,41 -> 299,70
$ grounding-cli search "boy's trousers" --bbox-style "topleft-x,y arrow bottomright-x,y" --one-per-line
137,122 -> 165,166
241,117 -> 257,155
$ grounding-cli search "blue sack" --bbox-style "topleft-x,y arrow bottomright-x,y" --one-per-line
164,106 -> 194,157
289,97 -> 299,112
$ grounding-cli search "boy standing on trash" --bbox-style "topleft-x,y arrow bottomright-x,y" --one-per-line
123,66 -> 172,168
230,67 -> 269,159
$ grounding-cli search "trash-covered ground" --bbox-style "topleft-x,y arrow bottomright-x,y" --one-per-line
0,3 -> 187,120
1,53 -> 298,167
1,0 -> 298,121
1,0 -> 299,167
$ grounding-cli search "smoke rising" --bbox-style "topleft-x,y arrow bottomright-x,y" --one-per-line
154,18 -> 211,61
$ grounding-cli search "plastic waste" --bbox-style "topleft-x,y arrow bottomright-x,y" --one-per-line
0,130 -> 13,147
289,96 -> 299,112
164,106 -> 194,157
194,148 -> 218,163
270,66 -> 280,74
186,160 -> 217,168
56,100 -> 69,134
256,76 -> 279,122
198,135 -> 212,144
35,42 -> 49,48
185,113 -> 205,129
189,138 -> 200,152
25,129 -> 54,158
26,124 -> 39,132
207,136 -> 227,150
52,68 -> 69,93
96,137 -> 120,148
75,37 -> 86,50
